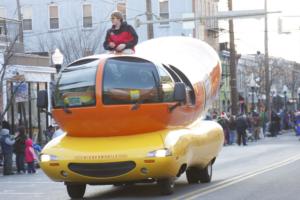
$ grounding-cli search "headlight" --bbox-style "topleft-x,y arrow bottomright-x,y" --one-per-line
147,148 -> 172,157
40,154 -> 58,162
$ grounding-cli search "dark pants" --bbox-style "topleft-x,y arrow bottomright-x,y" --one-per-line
27,162 -> 36,173
270,122 -> 278,137
0,152 -> 3,165
237,130 -> 247,146
16,153 -> 25,173
3,151 -> 13,175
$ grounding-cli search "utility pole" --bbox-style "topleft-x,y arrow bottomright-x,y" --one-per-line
264,0 -> 271,117
228,0 -> 238,115
146,0 -> 154,39
16,0 -> 23,43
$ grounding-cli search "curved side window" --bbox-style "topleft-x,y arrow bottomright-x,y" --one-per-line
53,59 -> 99,108
157,64 -> 175,102
102,57 -> 160,105
169,65 -> 196,105
162,64 -> 182,82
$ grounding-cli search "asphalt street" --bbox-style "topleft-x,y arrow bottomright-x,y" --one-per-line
0,131 -> 299,200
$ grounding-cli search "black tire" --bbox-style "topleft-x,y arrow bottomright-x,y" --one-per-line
186,162 -> 213,184
66,184 -> 86,199
157,178 -> 175,195
199,162 -> 212,183
186,167 -> 200,184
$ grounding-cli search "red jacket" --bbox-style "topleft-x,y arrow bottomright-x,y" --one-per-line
103,22 -> 138,51
25,139 -> 35,163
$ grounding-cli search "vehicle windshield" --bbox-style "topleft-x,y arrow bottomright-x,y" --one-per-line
53,59 -> 99,108
102,57 -> 160,105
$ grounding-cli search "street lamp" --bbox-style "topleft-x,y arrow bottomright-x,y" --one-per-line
52,48 -> 64,73
282,85 -> 288,111
249,74 -> 257,112
297,87 -> 300,110
270,86 -> 276,111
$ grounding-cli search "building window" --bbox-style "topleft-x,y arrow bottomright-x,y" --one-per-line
22,7 -> 32,31
117,2 -> 126,21
83,4 -> 92,28
49,5 -> 59,29
159,0 -> 169,25
0,7 -> 6,35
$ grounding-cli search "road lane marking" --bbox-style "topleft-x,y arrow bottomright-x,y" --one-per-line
0,192 -> 43,195
0,182 -> 55,184
173,153 -> 300,200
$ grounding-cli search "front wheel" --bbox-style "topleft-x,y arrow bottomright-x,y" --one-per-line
66,184 -> 86,199
186,167 -> 200,184
157,178 -> 175,195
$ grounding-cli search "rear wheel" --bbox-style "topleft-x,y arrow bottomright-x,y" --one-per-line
66,184 -> 86,199
199,162 -> 212,183
186,162 -> 213,184
157,178 -> 175,195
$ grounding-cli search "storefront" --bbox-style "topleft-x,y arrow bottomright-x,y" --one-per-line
2,63 -> 56,144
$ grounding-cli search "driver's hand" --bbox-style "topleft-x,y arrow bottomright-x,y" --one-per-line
116,43 -> 126,52
108,42 -> 116,48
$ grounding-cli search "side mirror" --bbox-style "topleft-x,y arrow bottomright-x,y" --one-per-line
37,90 -> 48,109
169,82 -> 187,112
174,82 -> 186,102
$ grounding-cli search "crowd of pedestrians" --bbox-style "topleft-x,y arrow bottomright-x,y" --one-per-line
0,121 -> 37,176
208,108 -> 299,146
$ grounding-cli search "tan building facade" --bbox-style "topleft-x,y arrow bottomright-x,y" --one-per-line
193,0 -> 220,50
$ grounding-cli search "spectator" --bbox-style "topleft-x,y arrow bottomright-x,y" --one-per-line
45,125 -> 55,142
103,11 -> 138,54
217,112 -> 229,145
295,111 -> 300,136
25,138 -> 37,174
270,111 -> 280,137
236,114 -> 248,146
14,126 -> 27,174
0,121 -> 15,175
228,115 -> 237,145
252,111 -> 261,141
259,109 -> 268,136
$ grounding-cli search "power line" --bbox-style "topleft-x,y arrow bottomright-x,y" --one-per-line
0,17 -> 21,23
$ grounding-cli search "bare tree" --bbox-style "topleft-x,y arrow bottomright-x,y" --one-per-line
37,18 -> 110,64
0,35 -> 25,125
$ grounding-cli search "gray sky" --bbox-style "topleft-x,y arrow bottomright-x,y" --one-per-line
218,0 -> 300,62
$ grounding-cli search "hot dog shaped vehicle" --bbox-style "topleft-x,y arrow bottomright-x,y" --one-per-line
38,36 -> 224,199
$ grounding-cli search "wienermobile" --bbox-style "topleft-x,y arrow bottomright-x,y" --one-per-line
37,36 -> 224,199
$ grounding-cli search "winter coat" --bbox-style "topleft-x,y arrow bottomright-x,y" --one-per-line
228,118 -> 237,131
103,22 -> 138,51
0,129 -> 15,154
14,134 -> 27,154
25,139 -> 35,163
236,116 -> 248,132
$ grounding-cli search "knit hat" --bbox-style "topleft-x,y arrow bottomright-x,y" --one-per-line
0,128 -> 10,135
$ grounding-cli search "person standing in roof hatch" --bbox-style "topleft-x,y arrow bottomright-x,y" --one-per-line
103,11 -> 138,54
